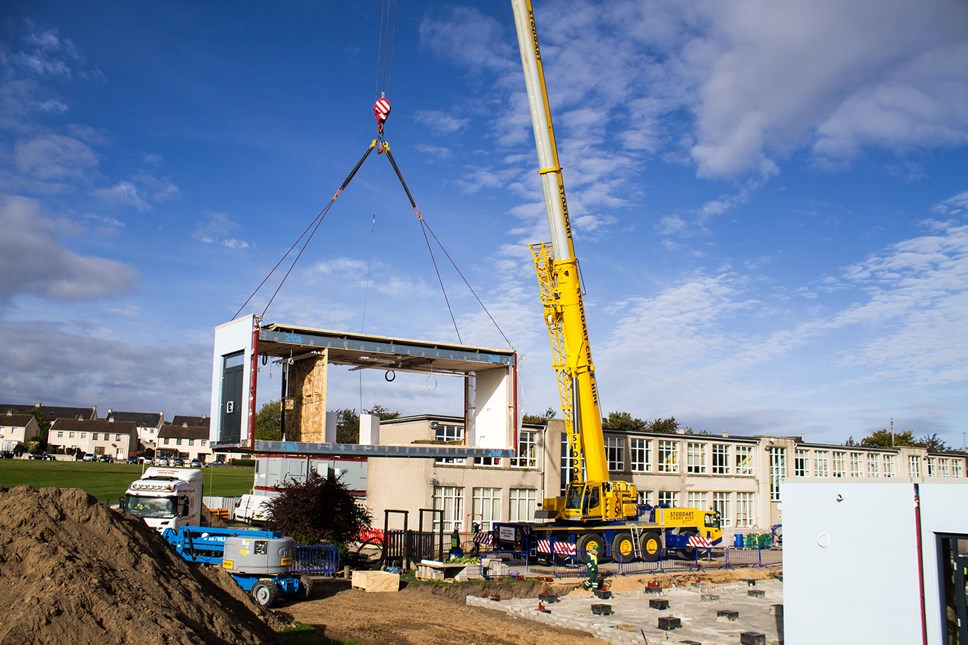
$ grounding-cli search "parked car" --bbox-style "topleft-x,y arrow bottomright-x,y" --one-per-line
172,458 -> 185,467
189,459 -> 202,468
82,453 -> 96,462
98,454 -> 113,463
126,456 -> 139,465
0,451 -> 14,459
29,452 -> 53,460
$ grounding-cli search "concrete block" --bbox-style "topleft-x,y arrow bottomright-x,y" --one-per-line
740,633 -> 766,645
748,589 -> 766,598
650,599 -> 670,610
658,616 -> 682,631
717,610 -> 739,622
351,570 -> 399,592
538,593 -> 558,603
744,579 -> 757,587
593,589 -> 612,599
701,594 -> 720,602
591,604 -> 613,616
645,585 -> 664,594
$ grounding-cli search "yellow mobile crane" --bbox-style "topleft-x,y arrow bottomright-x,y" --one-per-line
491,0 -> 722,563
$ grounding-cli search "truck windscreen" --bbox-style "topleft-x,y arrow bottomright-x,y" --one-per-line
125,495 -> 177,518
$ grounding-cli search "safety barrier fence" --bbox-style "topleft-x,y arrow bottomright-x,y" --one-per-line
476,549 -> 532,579
292,545 -> 341,576
548,545 -> 781,579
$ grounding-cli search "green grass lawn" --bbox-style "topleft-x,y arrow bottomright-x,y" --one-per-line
0,460 -> 255,505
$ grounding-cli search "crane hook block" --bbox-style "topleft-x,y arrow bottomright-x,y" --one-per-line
373,98 -> 391,134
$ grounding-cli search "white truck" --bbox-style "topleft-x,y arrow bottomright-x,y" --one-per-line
123,467 -> 203,531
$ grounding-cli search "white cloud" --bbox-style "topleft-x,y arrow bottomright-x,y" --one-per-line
414,110 -> 469,135
0,194 -> 138,305
193,213 -> 252,249
93,181 -> 149,211
14,133 -> 98,180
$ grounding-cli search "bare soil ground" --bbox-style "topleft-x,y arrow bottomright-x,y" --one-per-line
279,567 -> 781,644
0,485 -> 286,644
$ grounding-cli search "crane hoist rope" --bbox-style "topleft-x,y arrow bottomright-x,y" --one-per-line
373,0 -> 398,138
234,137 -> 512,350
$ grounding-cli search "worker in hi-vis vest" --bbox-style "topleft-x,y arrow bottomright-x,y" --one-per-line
582,544 -> 600,590
449,527 -> 464,559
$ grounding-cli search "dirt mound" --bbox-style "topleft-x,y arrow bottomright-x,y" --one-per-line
0,486 -> 282,644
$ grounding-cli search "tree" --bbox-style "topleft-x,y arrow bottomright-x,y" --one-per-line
645,417 -> 681,434
602,411 -> 646,431
255,400 -> 282,441
522,406 -> 558,424
266,470 -> 371,545
915,433 -> 949,452
860,429 -> 917,448
334,408 -> 359,443
365,404 -> 400,421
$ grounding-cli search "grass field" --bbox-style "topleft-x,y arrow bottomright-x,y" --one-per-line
0,460 -> 254,505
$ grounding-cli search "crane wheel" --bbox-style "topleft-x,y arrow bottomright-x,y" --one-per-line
611,532 -> 635,564
576,533 -> 606,563
677,530 -> 697,560
641,531 -> 662,562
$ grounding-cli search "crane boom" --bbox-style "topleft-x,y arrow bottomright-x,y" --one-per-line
510,0 -> 638,522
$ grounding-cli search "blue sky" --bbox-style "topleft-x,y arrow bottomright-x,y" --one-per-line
1,0 -> 967,448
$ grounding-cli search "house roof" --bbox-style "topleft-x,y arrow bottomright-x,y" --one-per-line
49,418 -> 137,435
107,411 -> 164,427
0,403 -> 97,421
159,424 -> 209,440
0,413 -> 35,428
171,415 -> 210,428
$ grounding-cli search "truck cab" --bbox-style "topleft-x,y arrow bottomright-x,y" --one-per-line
123,467 -> 203,532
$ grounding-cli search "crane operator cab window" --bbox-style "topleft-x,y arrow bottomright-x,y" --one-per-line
704,512 -> 722,530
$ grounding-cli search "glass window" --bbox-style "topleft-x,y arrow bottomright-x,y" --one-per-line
80,433 -> 87,439
712,444 -> 729,475
188,439 -> 194,446
657,490 -> 679,506
69,432 -> 75,439
794,449 -> 809,477
866,454 -> 879,478
813,451 -> 829,478
658,440 -> 679,473
115,434 -> 121,441
953,460 -> 963,478
832,452 -> 846,478
770,448 -> 786,501
510,431 -> 537,468
687,442 -> 706,474
473,457 -> 501,467
432,486 -> 464,532
927,457 -> 936,477
636,490 -> 652,506
176,438 -> 182,446
735,492 -> 755,528
605,436 -> 625,471
687,491 -> 708,509
508,488 -> 536,522
630,438 -> 652,472
883,454 -> 896,478
434,424 -> 465,465
57,431 -> 63,438
850,453 -> 862,477
560,434 -> 574,494
735,445 -> 753,475
939,459 -> 950,478
92,433 -> 98,440
712,492 -> 731,528
472,487 -> 501,531
909,455 -> 921,478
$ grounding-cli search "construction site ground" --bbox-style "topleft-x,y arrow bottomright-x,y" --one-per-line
282,567 -> 783,645
0,485 -> 782,644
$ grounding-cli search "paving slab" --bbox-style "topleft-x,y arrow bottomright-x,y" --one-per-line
467,579 -> 783,645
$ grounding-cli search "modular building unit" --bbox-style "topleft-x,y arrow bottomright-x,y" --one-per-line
210,316 -> 518,457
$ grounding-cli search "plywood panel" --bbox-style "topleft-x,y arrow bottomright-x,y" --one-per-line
283,349 -> 328,442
